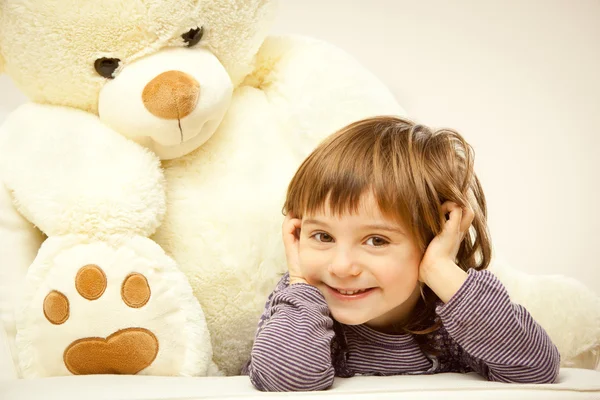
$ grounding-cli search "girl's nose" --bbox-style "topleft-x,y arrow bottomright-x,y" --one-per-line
328,248 -> 361,278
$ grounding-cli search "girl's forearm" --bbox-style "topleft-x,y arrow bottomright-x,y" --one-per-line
247,284 -> 335,391
420,259 -> 468,303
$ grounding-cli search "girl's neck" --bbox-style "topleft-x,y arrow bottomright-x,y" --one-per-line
364,283 -> 422,334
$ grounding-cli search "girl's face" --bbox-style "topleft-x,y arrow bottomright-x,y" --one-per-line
298,193 -> 423,331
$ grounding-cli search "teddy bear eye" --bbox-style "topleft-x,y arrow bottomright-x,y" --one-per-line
94,58 -> 121,79
182,26 -> 204,47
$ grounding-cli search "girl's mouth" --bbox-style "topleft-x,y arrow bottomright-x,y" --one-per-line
327,285 -> 375,300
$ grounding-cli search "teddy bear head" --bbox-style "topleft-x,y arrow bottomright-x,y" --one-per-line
0,0 -> 277,159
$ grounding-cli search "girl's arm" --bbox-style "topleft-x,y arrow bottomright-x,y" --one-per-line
435,268 -> 561,383
245,275 -> 335,392
420,202 -> 559,383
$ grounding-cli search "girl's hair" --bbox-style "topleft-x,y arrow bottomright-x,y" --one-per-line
283,116 -> 492,335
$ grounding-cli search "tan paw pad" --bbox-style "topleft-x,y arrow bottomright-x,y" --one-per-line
63,328 -> 159,375
43,290 -> 70,325
121,273 -> 151,308
75,264 -> 107,300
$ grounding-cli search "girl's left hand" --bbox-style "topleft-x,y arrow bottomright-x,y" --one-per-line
419,201 -> 474,285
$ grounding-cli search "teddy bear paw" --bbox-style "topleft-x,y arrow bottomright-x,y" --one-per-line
43,264 -> 158,374
15,235 -> 214,378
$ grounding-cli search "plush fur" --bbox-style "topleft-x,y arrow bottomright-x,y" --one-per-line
0,0 -> 276,113
0,104 -> 166,238
489,259 -> 600,370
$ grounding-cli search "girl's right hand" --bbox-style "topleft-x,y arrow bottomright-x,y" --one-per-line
282,214 -> 308,285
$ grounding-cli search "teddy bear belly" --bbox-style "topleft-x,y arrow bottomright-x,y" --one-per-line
154,198 -> 288,375
153,90 -> 306,375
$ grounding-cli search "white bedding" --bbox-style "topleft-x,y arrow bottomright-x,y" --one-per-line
1,325 -> 599,400
0,369 -> 599,400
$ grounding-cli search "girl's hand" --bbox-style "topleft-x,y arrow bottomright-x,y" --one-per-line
419,201 -> 474,302
282,214 -> 308,285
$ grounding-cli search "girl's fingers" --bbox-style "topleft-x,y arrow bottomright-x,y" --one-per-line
441,201 -> 474,237
460,204 -> 475,234
447,207 -> 463,236
441,201 -> 462,235
282,215 -> 302,242
290,218 -> 302,239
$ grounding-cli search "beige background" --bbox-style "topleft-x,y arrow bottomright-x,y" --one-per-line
1,0 -> 598,293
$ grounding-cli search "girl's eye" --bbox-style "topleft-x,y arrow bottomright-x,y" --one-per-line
366,237 -> 389,247
314,233 -> 334,243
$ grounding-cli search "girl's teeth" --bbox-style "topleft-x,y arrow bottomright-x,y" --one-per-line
338,289 -> 366,295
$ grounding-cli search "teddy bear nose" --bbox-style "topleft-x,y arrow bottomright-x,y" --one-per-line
142,70 -> 200,120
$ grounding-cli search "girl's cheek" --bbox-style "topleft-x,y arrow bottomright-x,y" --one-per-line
399,265 -> 420,291
380,254 -> 420,286
298,248 -> 325,277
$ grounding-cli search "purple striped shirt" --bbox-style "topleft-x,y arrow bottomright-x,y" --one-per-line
243,269 -> 560,391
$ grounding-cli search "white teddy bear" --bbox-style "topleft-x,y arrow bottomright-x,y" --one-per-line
1,0 -> 598,379
0,0 -> 402,377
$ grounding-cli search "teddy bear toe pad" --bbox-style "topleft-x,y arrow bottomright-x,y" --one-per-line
75,264 -> 107,300
121,273 -> 151,308
43,291 -> 70,325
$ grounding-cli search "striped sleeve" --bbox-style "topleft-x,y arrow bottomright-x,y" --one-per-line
436,269 -> 561,384
245,281 -> 335,392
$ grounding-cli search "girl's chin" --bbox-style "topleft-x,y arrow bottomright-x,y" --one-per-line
329,309 -> 369,325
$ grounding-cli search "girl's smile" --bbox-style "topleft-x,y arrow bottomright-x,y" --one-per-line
326,285 -> 376,300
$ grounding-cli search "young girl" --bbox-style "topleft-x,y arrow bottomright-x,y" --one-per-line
243,116 -> 560,391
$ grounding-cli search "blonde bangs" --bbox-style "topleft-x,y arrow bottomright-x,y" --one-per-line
284,117 -> 414,232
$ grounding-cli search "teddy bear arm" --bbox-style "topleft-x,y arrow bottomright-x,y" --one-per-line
0,103 -> 166,238
246,35 -> 405,145
0,176 -> 45,372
